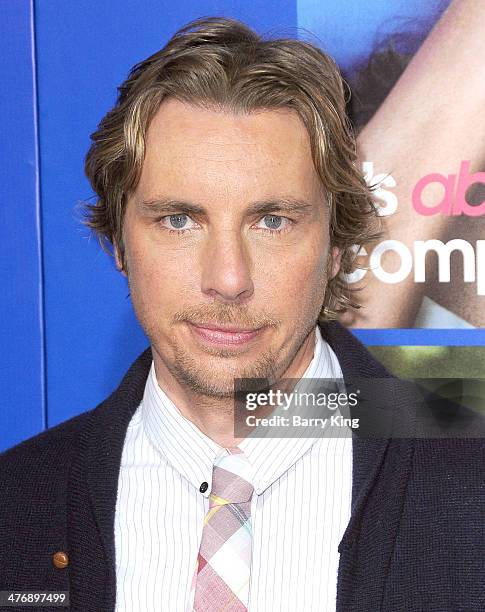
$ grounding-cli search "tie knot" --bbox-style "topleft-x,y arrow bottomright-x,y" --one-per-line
209,447 -> 254,506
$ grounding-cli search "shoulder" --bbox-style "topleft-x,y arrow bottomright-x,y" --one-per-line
411,437 -> 485,481
0,409 -> 95,495
0,345 -> 153,483
394,436 -> 485,531
0,346 -> 151,579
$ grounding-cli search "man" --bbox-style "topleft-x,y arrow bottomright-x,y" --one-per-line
1,16 -> 483,612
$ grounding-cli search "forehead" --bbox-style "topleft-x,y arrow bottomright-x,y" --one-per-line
136,98 -> 324,203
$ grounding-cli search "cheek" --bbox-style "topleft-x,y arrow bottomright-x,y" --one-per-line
252,234 -> 328,311
125,235 -> 196,309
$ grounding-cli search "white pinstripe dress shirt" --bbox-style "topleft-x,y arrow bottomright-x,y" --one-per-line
114,326 -> 353,611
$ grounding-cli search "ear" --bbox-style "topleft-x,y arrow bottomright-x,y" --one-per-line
329,246 -> 342,280
114,244 -> 127,277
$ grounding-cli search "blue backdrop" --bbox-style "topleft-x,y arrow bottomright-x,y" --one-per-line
1,0 -> 454,451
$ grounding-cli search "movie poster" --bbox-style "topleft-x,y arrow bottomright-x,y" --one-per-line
300,0 -> 485,380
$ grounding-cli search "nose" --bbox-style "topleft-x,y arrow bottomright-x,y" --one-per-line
200,229 -> 254,303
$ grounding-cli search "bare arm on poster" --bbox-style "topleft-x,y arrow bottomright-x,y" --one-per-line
343,0 -> 485,328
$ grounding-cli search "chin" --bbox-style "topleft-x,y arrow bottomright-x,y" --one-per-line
170,345 -> 280,395
173,369 -> 243,399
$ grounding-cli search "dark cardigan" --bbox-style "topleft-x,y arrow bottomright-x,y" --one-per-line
1,321 -> 484,611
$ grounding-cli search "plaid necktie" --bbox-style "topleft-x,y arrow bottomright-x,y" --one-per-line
191,447 -> 254,611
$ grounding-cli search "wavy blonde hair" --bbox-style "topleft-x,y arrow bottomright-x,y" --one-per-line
84,16 -> 379,320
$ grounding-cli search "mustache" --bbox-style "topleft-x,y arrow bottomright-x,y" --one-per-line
173,305 -> 281,329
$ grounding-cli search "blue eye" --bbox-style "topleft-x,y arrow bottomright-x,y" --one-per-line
159,214 -> 200,233
168,214 -> 188,229
262,215 -> 282,229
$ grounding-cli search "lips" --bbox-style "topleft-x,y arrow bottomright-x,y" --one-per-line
191,321 -> 260,333
187,321 -> 264,346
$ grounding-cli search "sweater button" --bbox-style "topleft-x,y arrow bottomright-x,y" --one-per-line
199,482 -> 209,493
52,551 -> 69,569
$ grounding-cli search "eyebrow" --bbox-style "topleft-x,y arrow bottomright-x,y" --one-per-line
136,196 -> 314,217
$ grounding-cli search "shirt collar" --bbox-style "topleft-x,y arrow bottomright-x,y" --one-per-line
141,325 -> 342,497
141,363 -> 222,497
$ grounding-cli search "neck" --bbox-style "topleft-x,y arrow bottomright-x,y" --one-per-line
152,327 -> 317,447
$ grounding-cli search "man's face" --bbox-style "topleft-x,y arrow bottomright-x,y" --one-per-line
118,98 -> 340,398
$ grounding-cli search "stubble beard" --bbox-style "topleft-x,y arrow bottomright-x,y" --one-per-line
166,343 -> 280,399
126,268 -> 327,400
153,314 -> 317,400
